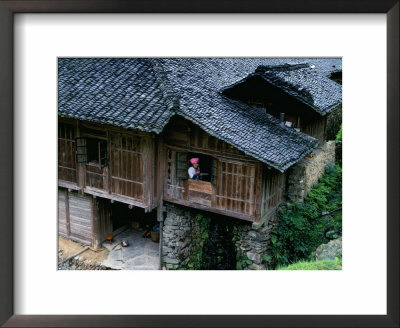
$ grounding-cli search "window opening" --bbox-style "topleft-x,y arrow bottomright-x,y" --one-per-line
175,152 -> 188,180
187,153 -> 214,182
75,137 -> 108,167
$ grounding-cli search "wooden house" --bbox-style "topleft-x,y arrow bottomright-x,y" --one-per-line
58,58 -> 342,248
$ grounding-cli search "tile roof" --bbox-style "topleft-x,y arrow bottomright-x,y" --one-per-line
58,58 -> 173,133
58,58 -> 342,171
249,63 -> 342,115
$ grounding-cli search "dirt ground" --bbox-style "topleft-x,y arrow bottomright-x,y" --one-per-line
58,237 -> 109,265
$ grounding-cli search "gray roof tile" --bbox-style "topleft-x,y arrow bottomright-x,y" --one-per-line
58,58 -> 342,171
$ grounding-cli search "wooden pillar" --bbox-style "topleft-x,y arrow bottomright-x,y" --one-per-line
157,200 -> 164,270
65,189 -> 71,237
76,121 -> 86,194
91,196 -> 102,249
254,163 -> 263,223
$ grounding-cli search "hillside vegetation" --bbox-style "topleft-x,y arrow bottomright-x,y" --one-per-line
269,126 -> 343,269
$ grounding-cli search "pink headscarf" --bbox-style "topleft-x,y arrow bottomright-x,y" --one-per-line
190,158 -> 199,165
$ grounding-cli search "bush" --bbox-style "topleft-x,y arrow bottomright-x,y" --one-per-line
336,125 -> 342,142
270,163 -> 342,268
277,258 -> 342,270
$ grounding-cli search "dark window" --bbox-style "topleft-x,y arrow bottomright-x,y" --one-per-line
175,152 -> 188,180
329,71 -> 342,85
75,137 -> 108,167
187,153 -> 215,182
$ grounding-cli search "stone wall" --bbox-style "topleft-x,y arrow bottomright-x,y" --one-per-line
161,203 -> 276,270
287,141 -> 335,202
161,204 -> 197,269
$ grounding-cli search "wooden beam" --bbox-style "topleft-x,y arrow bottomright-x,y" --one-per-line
58,180 -> 80,191
163,197 -> 255,222
84,186 -> 149,209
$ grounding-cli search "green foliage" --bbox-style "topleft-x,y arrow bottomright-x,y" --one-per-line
336,125 -> 342,142
185,214 -> 211,270
277,258 -> 342,270
270,163 -> 342,268
235,252 -> 249,270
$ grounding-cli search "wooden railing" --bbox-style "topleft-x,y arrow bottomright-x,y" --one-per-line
182,179 -> 213,207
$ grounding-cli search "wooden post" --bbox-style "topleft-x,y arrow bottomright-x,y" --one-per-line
76,121 -> 86,194
107,130 -> 112,194
254,163 -> 263,223
65,189 -> 71,237
91,197 -> 102,249
157,200 -> 164,222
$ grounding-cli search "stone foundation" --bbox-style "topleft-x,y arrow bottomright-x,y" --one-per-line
161,203 -> 276,270
287,141 -> 335,202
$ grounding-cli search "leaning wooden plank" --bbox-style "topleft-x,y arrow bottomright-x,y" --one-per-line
60,247 -> 90,264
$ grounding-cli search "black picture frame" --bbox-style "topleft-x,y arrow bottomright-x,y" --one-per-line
0,1 -> 398,327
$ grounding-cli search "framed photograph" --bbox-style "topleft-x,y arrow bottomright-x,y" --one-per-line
1,1 -> 398,327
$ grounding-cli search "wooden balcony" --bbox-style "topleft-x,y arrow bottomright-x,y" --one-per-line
182,179 -> 213,207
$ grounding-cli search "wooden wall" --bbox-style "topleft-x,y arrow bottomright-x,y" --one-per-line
58,119 -> 154,209
58,188 -> 94,246
260,168 -> 286,221
58,189 -> 69,238
110,132 -> 144,200
58,124 -> 77,184
58,116 -> 287,224
215,161 -> 256,216
302,116 -> 327,142
162,117 -> 262,222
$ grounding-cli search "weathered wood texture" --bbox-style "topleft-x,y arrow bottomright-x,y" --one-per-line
163,117 -> 260,221
68,191 -> 94,245
58,188 -> 94,246
163,116 -> 247,157
183,179 -> 212,206
110,133 -> 144,200
59,117 -> 287,224
59,119 -> 152,208
98,198 -> 113,241
302,116 -> 327,141
260,168 -> 286,220
216,161 -> 256,215
58,189 -> 68,237
58,123 -> 77,184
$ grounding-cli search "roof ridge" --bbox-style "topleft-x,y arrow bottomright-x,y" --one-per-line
256,63 -> 310,72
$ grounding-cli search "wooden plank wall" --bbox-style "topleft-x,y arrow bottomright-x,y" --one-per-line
110,132 -> 144,200
86,164 -> 107,190
166,149 -> 184,200
215,161 -> 256,215
164,116 -> 247,156
58,188 -> 94,246
59,119 -> 151,208
68,191 -> 93,245
261,168 -> 286,220
163,117 -> 260,220
302,117 -> 327,141
58,188 -> 69,238
58,123 -> 77,183
98,199 -> 112,242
